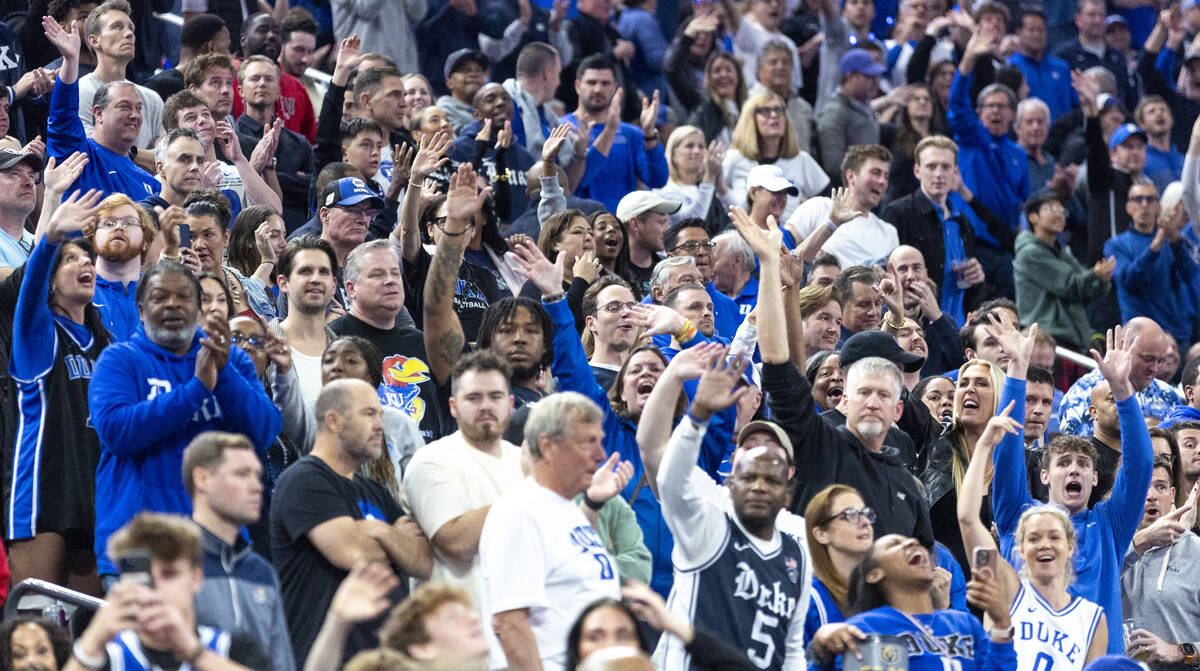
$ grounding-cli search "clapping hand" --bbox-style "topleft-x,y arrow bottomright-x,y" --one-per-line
640,90 -> 661,137
585,453 -> 635,504
1092,256 -> 1116,281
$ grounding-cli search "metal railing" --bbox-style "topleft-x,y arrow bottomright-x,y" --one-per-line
3,578 -> 105,620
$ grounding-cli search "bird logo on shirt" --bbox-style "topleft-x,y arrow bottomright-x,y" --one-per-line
380,355 -> 430,422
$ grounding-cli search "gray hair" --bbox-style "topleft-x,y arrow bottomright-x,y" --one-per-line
975,83 -> 1016,110
1015,97 -> 1049,125
92,80 -> 138,110
343,239 -> 393,285
523,391 -> 604,459
1083,66 -> 1117,95
649,256 -> 698,290
844,356 -> 903,400
713,231 -> 756,273
154,127 -> 202,165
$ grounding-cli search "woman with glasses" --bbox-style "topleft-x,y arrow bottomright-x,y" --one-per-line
803,485 -> 876,645
180,190 -> 276,319
1013,191 -> 1113,352
8,188 -> 109,593
958,408 -> 1108,671
655,125 -> 731,233
722,91 -> 828,223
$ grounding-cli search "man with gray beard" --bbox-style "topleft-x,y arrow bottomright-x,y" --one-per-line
88,261 -> 281,585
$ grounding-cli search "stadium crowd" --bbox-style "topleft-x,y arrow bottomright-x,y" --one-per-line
0,0 -> 1197,669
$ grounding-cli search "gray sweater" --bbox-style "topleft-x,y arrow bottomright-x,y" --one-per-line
1122,530 -> 1200,671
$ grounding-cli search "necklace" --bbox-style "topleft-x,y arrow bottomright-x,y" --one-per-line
223,267 -> 246,310
895,608 -> 952,658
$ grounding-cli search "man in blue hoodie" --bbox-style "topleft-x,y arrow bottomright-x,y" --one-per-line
992,323 -> 1153,654
88,262 -> 282,583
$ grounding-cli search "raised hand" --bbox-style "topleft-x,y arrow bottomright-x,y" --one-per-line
963,21 -> 998,60
731,208 -> 785,265
690,350 -> 750,421
445,163 -> 489,227
42,16 -> 80,60
829,186 -> 864,226
412,131 -> 451,182
202,160 -> 222,189
46,188 -> 103,243
878,264 -> 905,321
254,220 -> 279,264
684,13 -> 720,37
390,142 -> 414,189
665,341 -> 725,381
42,151 -> 88,197
328,561 -> 400,625
572,249 -> 601,283
508,240 -> 564,297
976,400 -> 1023,453
1089,326 -> 1135,400
626,303 -> 687,342
542,123 -> 571,163
332,34 -> 363,85
21,134 -> 44,160
640,90 -> 661,136
1071,69 -> 1100,112
585,452 -> 635,503
982,311 -> 1037,371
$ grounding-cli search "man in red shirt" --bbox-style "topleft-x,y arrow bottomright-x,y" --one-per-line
231,12 -> 317,142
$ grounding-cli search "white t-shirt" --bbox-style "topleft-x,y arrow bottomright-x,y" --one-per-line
403,431 -> 523,607
78,73 -> 165,150
290,348 -> 323,412
723,149 -> 830,223
479,477 -> 621,671
733,17 -> 803,98
786,195 -> 899,267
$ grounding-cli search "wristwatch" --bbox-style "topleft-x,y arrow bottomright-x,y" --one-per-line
1180,642 -> 1198,666
988,625 -> 1015,642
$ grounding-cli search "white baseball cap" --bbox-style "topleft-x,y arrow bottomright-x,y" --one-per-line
746,164 -> 799,195
616,191 -> 682,223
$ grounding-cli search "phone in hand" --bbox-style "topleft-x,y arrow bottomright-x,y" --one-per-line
177,223 -> 191,249
972,546 -> 997,575
116,549 -> 154,587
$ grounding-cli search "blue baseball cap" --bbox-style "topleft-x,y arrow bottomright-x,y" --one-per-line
1108,123 -> 1147,151
322,177 -> 384,209
840,49 -> 886,76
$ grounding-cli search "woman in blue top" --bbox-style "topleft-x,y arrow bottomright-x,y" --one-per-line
8,187 -> 109,592
803,484 -> 875,646
809,533 -> 1018,671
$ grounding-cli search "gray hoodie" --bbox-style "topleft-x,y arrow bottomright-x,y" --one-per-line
1122,530 -> 1200,671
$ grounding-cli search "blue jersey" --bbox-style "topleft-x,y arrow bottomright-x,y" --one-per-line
663,514 -> 805,671
827,607 -> 1017,671
107,625 -> 229,671
804,579 -> 846,647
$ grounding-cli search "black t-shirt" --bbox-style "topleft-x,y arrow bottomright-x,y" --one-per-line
628,261 -> 653,299
1090,437 -> 1122,507
98,630 -> 267,671
270,456 -> 407,667
328,314 -> 447,441
403,245 -> 500,343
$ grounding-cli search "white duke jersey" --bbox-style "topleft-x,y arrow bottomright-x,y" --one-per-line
1011,579 -> 1103,671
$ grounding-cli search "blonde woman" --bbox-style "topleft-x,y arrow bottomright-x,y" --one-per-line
654,125 -> 731,231
722,91 -> 827,222
958,404 -> 1108,671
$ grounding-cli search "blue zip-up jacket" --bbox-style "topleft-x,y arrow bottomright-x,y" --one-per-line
89,325 -> 282,575
562,113 -> 669,213
947,70 -> 1030,235
547,297 -> 730,597
993,379 -> 1151,654
1105,228 -> 1200,343
47,77 -> 160,200
92,276 -> 140,342
1007,52 -> 1076,121
195,527 -> 295,671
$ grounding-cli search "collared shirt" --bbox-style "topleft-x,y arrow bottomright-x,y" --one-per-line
1059,368 -> 1185,436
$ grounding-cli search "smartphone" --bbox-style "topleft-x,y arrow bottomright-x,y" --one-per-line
177,223 -> 191,249
116,549 -> 154,587
972,546 -> 997,574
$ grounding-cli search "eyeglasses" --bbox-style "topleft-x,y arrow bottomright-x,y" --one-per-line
821,507 -> 876,526
432,216 -> 475,232
672,240 -> 716,253
336,204 -> 381,219
1041,205 -> 1066,215
755,106 -> 786,117
1128,195 -> 1158,205
597,300 -> 638,314
97,218 -> 141,230
229,332 -> 266,349
979,102 -> 1012,111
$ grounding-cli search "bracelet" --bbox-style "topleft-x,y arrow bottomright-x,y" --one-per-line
542,291 -> 566,303
581,491 -> 605,511
408,180 -> 423,189
824,219 -> 838,233
884,313 -> 904,329
674,319 -> 697,343
160,252 -> 183,262
73,641 -> 106,671
440,227 -> 470,237
180,640 -> 206,665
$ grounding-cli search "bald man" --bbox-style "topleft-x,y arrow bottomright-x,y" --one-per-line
1059,317 -> 1184,436
884,245 -> 966,376
1085,380 -> 1123,506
